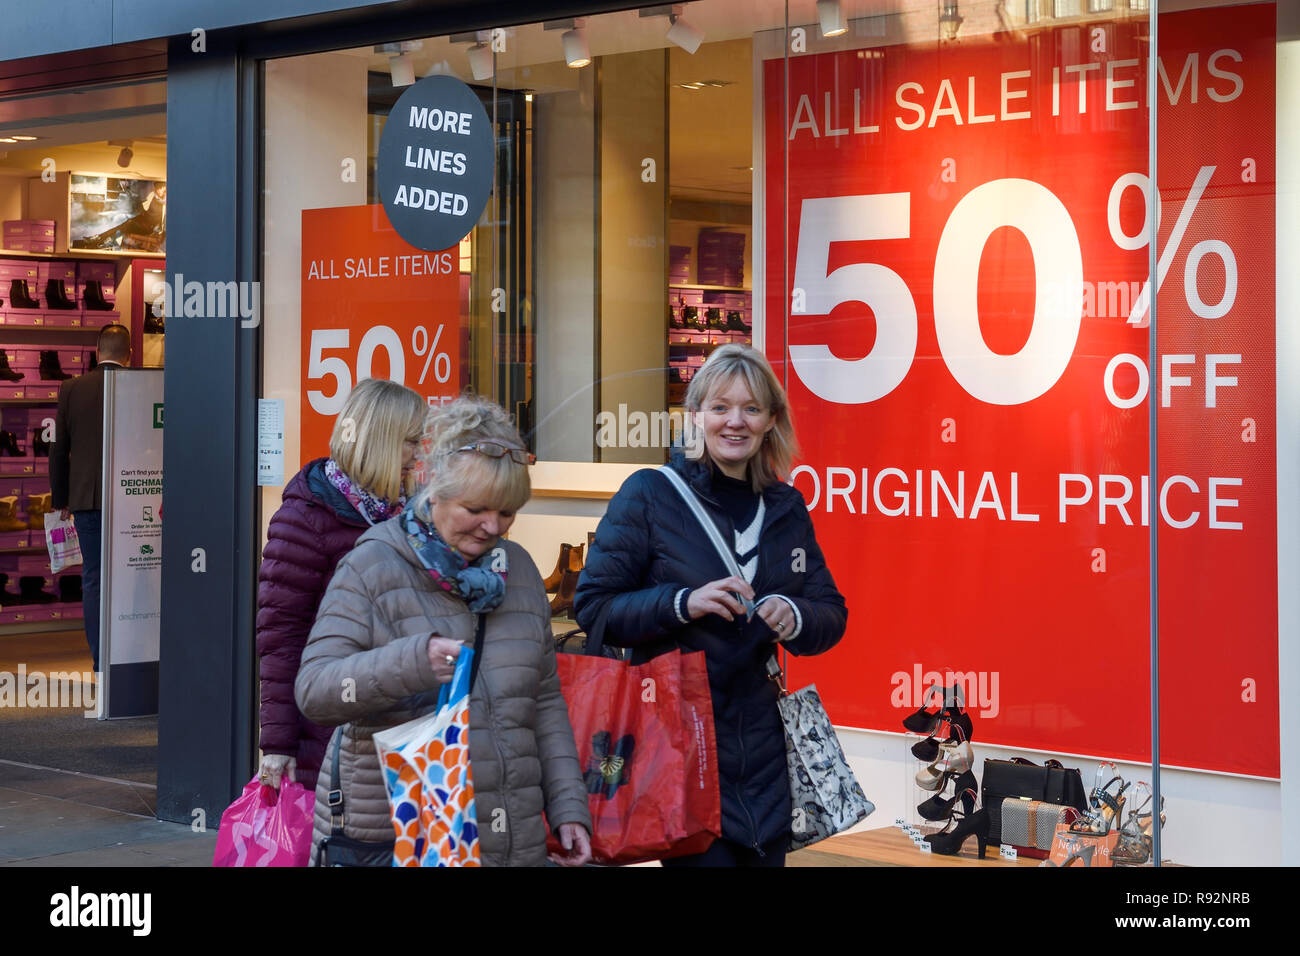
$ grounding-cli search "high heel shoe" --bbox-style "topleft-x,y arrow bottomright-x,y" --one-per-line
910,710 -> 973,761
1070,774 -> 1129,835
901,685 -> 950,733
926,806 -> 989,858
938,728 -> 974,775
917,770 -> 978,821
916,757 -> 950,791
1113,783 -> 1165,865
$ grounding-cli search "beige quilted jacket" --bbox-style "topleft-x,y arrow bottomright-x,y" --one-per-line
294,517 -> 591,866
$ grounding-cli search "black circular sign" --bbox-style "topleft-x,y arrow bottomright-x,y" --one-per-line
376,74 -> 493,251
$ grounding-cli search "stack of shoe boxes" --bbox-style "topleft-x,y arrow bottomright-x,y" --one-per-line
2,220 -> 56,254
696,229 -> 746,288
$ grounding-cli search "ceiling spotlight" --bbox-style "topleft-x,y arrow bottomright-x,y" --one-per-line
817,0 -> 848,38
938,1 -> 964,41
562,27 -> 591,68
0,138 -> 16,144
111,140 -> 135,167
10,134 -> 37,141
389,53 -> 415,87
467,42 -> 494,81
666,13 -> 703,54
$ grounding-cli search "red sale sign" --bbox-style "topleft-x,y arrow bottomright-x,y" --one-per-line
765,5 -> 1276,775
300,204 -> 463,459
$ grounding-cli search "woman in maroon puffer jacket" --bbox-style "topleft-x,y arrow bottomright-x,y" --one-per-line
256,378 -> 427,794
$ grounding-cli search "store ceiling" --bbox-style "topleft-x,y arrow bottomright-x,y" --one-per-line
0,77 -> 166,151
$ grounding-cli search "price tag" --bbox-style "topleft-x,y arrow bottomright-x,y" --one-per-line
894,817 -> 906,828
918,840 -> 932,853
1000,844 -> 1018,860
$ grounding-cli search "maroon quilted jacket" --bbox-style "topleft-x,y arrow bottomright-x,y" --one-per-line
256,458 -> 369,793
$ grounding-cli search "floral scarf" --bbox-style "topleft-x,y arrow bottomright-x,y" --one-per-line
324,458 -> 406,526
402,503 -> 508,613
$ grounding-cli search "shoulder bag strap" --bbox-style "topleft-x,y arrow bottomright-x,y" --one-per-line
657,466 -> 749,596
470,613 -> 486,691
327,729 -> 345,835
659,467 -> 783,685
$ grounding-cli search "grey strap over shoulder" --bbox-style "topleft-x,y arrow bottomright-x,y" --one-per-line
658,465 -> 755,617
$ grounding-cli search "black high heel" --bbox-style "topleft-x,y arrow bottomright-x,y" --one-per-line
918,771 -> 978,821
901,685 -> 949,733
925,806 -> 989,858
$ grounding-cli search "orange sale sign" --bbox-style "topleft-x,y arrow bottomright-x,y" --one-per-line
765,6 -> 1276,775
300,204 -> 462,459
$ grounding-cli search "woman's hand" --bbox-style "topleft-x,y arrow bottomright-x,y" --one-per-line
757,597 -> 796,642
258,754 -> 296,789
426,636 -> 462,684
548,823 -> 592,867
686,576 -> 755,622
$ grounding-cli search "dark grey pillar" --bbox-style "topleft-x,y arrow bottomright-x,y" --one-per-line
156,32 -> 260,826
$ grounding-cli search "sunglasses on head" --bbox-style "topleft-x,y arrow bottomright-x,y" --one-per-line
455,440 -> 536,465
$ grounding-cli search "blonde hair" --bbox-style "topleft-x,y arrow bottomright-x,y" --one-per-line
683,344 -> 798,491
329,378 -> 428,503
411,393 -> 531,519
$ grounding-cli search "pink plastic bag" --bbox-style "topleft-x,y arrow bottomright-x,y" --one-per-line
213,776 -> 314,867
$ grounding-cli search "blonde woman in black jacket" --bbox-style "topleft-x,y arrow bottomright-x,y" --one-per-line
574,345 -> 848,867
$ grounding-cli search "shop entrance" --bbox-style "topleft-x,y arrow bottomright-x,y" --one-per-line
0,63 -> 167,828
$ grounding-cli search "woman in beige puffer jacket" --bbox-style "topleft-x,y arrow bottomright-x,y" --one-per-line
294,395 -> 592,866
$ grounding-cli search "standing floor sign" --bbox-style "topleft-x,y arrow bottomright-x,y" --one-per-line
100,369 -> 164,719
765,5 -> 1277,776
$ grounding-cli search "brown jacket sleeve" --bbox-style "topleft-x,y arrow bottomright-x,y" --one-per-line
294,549 -> 441,725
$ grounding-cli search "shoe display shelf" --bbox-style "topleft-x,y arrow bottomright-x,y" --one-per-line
0,343 -> 89,626
667,287 -> 752,406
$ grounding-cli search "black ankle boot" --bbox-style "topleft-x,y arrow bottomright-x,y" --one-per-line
44,279 -> 77,310
0,350 -> 23,383
59,574 -> 83,604
0,574 -> 18,607
9,279 -> 39,309
33,427 -> 50,457
19,575 -> 58,604
0,430 -> 19,456
39,351 -> 73,381
82,280 -> 113,311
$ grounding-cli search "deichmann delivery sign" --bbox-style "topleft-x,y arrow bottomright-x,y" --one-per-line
765,5 -> 1276,776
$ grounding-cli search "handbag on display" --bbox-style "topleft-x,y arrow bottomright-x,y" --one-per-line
982,757 -> 1087,846
550,610 -> 722,864
659,465 -> 874,851
999,797 -> 1081,860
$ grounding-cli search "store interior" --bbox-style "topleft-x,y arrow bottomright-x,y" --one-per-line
0,76 -> 166,802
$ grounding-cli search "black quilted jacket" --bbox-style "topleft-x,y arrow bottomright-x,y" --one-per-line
573,452 -> 848,851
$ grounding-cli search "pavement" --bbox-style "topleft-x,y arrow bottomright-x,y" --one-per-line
0,628 -> 216,866
0,760 -> 217,866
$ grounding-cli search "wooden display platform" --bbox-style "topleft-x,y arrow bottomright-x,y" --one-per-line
788,825 -> 1040,867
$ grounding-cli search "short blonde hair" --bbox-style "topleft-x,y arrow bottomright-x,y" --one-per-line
329,378 -> 428,503
683,344 -> 798,491
411,393 -> 531,519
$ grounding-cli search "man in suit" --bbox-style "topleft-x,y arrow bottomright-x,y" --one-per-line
50,323 -> 131,673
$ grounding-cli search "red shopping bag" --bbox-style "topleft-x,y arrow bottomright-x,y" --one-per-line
549,647 -> 721,865
213,777 -> 314,867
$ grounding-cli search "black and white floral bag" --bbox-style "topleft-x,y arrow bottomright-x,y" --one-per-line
658,466 -> 874,851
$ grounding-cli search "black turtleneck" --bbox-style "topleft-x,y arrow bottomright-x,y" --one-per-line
710,467 -> 760,531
